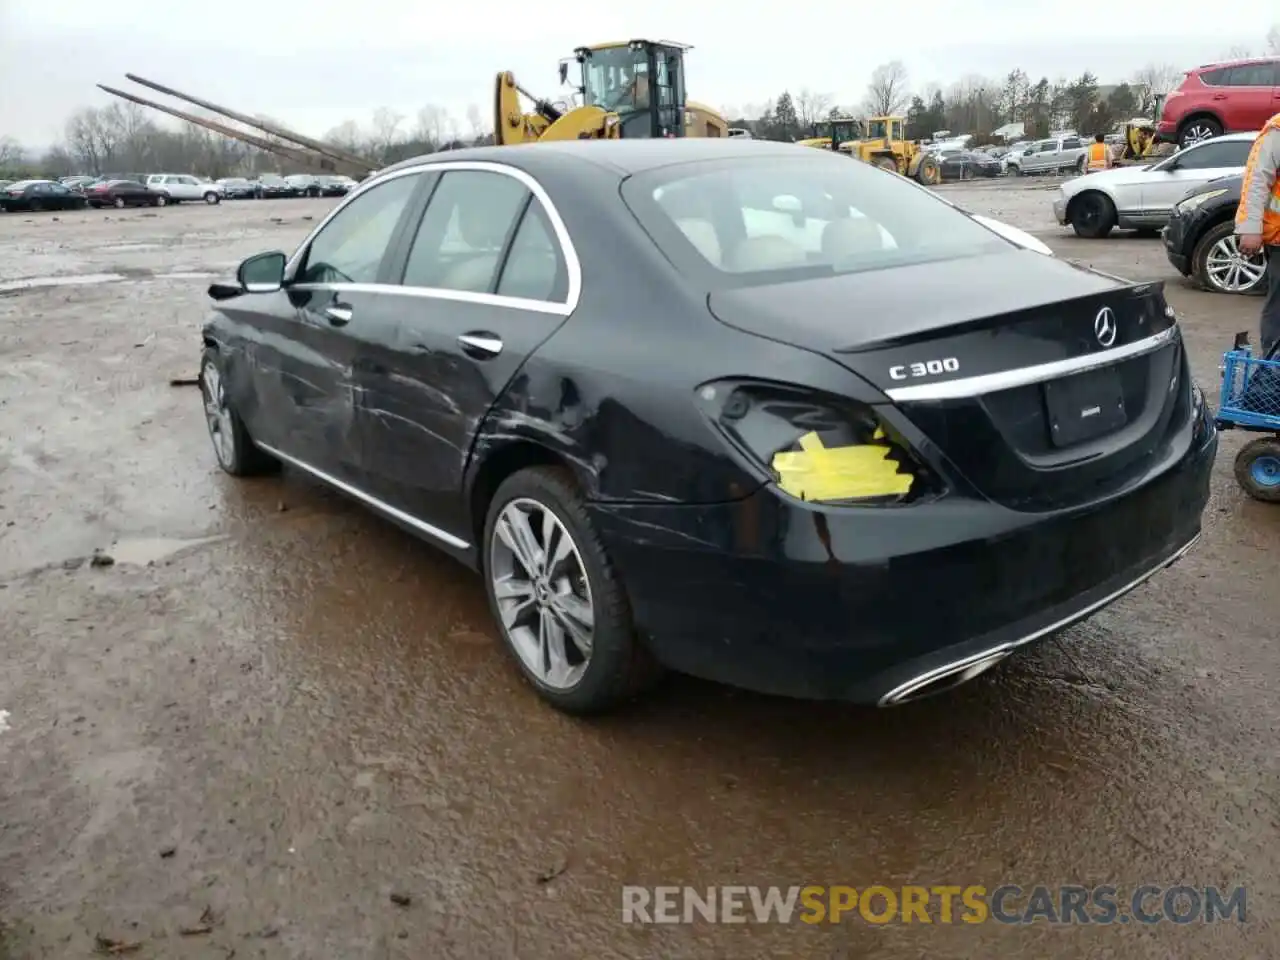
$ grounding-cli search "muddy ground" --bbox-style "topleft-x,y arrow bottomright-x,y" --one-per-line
0,183 -> 1277,959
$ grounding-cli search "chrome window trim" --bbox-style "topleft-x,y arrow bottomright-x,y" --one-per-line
285,161 -> 581,316
256,443 -> 471,550
883,326 -> 1178,402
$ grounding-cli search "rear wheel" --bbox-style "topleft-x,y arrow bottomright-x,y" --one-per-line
113,197 -> 125,209
1178,117 -> 1222,149
1069,192 -> 1116,239
872,156 -> 897,174
29,200 -> 43,212
155,194 -> 168,207
204,191 -> 220,204
481,467 -> 661,715
1191,220 -> 1268,295
1234,438 -> 1280,503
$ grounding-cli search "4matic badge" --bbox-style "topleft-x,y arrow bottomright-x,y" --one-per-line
889,357 -> 960,381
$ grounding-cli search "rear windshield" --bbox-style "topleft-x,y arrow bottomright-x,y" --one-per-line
621,155 -> 1009,288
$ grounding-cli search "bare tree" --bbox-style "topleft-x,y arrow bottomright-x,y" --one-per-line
1222,44 -> 1253,60
41,147 -> 75,178
1131,62 -> 1182,114
794,88 -> 834,129
324,120 -> 364,153
465,104 -> 485,142
1268,23 -> 1280,53
413,104 -> 449,149
369,107 -> 405,160
863,61 -> 910,116
65,108 -> 103,173
0,136 -> 24,170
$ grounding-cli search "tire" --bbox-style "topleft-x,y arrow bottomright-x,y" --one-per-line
1069,192 -> 1116,239
29,200 -> 43,213
1233,437 -> 1280,503
915,156 -> 941,186
204,191 -> 220,205
154,194 -> 167,207
150,197 -> 160,207
1190,219 -> 1268,295
199,350 -> 279,477
872,157 -> 897,174
1178,117 -> 1222,149
112,197 -> 125,209
481,466 -> 661,715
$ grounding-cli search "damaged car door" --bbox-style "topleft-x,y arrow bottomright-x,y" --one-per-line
358,166 -> 574,538
273,171 -> 426,480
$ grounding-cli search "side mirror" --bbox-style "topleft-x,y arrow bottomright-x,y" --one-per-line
559,62 -> 568,85
237,251 -> 287,293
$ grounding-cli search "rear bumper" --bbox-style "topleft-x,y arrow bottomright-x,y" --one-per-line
589,422 -> 1217,705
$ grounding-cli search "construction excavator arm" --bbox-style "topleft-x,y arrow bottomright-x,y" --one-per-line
493,71 -> 619,145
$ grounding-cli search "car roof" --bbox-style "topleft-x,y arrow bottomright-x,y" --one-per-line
378,138 -> 810,178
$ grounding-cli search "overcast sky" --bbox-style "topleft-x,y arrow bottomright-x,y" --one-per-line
0,1 -> 1273,149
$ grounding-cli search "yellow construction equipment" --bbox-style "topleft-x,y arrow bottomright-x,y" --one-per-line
496,39 -> 727,145
797,117 -> 863,152
826,115 -> 942,185
1122,118 -> 1159,161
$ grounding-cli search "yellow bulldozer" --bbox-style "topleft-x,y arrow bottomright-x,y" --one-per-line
494,39 -> 728,145
846,116 -> 942,184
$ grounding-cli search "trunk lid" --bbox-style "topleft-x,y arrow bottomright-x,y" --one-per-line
707,250 -> 1188,511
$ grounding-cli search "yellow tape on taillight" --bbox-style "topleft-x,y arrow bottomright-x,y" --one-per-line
772,430 -> 914,502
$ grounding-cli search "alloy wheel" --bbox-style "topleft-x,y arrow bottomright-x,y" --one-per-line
201,362 -> 235,468
1205,235 -> 1266,293
1182,123 -> 1217,146
489,497 -> 594,691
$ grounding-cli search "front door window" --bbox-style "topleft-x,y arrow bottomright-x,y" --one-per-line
297,174 -> 422,284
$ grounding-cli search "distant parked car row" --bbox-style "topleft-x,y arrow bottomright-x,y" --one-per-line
215,173 -> 357,199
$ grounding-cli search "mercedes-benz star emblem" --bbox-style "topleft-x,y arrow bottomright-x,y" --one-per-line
1094,307 -> 1118,348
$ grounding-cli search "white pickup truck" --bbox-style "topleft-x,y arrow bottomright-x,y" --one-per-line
1004,136 -> 1089,176
144,174 -> 224,205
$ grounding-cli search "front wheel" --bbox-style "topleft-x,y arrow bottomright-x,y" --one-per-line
872,156 -> 897,174
112,197 -> 125,209
199,350 -> 279,477
481,467 -> 661,714
1234,438 -> 1280,503
916,156 -> 941,186
1069,192 -> 1116,239
1191,220 -> 1268,295
204,191 -> 220,205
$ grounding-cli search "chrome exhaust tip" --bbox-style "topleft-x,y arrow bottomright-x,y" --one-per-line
878,649 -> 1011,707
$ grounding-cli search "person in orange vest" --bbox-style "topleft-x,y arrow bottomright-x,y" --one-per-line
1236,113 -> 1280,354
1086,133 -> 1113,172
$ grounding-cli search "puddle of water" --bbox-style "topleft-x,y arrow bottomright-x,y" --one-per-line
0,273 -> 125,292
108,535 -> 228,566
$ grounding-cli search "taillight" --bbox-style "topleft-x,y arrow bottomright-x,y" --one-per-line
694,379 -> 944,505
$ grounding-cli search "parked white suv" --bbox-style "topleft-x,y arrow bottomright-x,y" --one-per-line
144,174 -> 224,205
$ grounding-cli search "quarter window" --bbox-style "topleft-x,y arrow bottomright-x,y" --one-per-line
298,173 -> 421,284
401,170 -> 530,293
495,203 -> 569,302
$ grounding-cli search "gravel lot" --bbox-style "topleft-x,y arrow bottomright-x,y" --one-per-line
1,182 -> 1277,959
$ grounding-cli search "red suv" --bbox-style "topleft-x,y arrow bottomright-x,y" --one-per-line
1157,58 -> 1280,148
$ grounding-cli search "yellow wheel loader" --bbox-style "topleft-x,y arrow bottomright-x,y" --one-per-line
494,39 -> 728,146
829,116 -> 942,185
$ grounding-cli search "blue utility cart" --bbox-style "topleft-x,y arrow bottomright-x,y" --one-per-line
1216,334 -> 1280,502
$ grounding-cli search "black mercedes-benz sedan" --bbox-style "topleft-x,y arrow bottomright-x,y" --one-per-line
197,139 -> 1217,714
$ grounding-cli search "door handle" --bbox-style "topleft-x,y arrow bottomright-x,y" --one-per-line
457,333 -> 503,358
325,304 -> 353,326
1211,93 -> 1228,100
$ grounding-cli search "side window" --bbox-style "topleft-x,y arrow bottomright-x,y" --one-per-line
1062,137 -> 1082,150
1176,141 -> 1250,169
1224,64 -> 1273,86
400,170 -> 529,293
495,202 -> 569,303
182,176 -> 199,186
298,173 -> 420,284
